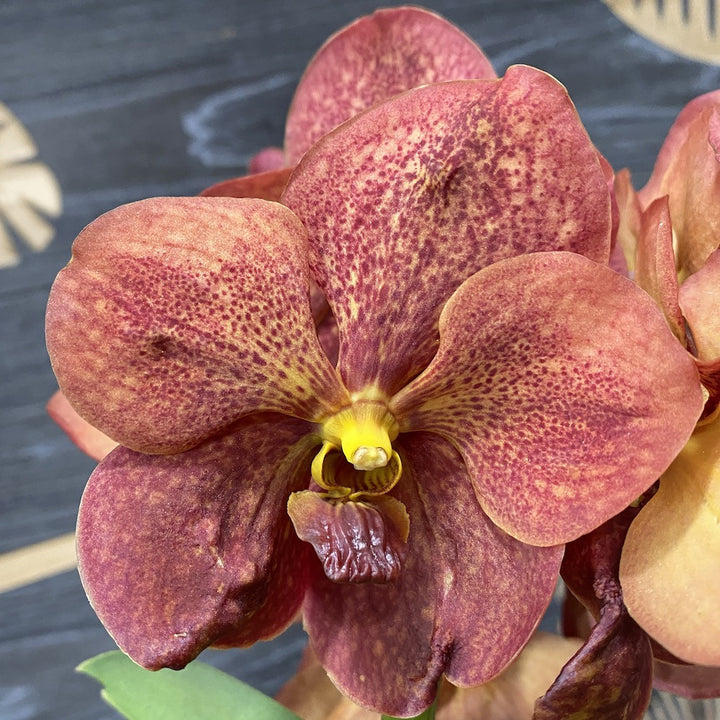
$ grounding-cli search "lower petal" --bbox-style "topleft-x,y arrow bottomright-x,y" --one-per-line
619,415 -> 720,666
77,414 -> 315,669
302,432 -> 562,717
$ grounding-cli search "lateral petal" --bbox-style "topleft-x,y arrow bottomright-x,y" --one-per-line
76,414 -> 315,669
391,252 -> 703,546
46,197 -> 348,453
302,433 -> 562,717
284,66 -> 611,395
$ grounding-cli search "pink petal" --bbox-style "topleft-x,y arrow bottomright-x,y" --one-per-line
47,389 -> 118,461
46,197 -> 348,453
248,147 -> 286,174
614,168 -> 642,275
284,66 -> 612,395
640,90 -> 720,279
284,6 -> 495,164
635,196 -> 685,344
391,252 -> 704,546
76,415 -> 315,669
302,432 -> 562,717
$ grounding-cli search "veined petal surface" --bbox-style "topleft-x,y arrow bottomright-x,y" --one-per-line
284,6 -> 495,164
46,197 -> 348,453
620,415 -> 720,666
391,252 -> 703,546
284,66 -> 611,395
302,433 -> 562,717
76,414 -> 315,670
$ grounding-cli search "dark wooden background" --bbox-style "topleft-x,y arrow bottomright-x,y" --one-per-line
2,1 -> 719,719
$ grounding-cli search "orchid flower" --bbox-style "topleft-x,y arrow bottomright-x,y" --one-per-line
46,66 -> 702,716
47,5 -> 495,461
613,91 -> 720,670
201,5 -> 495,200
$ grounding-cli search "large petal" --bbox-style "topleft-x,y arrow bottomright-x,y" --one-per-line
46,197 -> 348,453
284,66 -> 612,396
639,90 -> 720,279
302,433 -> 562,717
76,414 -> 316,670
283,6 -> 495,164
391,252 -> 703,546
619,414 -> 720,666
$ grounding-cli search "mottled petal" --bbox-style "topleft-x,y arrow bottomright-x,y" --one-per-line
284,6 -> 495,164
639,90 -> 720,279
391,252 -> 703,546
680,247 -> 720,361
46,197 -> 348,453
620,414 -> 720,666
47,389 -> 117,461
635,196 -> 685,343
303,433 -> 562,716
284,66 -> 612,395
199,167 -> 292,202
76,415 -> 315,669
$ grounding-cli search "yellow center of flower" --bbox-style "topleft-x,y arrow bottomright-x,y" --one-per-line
311,400 -> 401,497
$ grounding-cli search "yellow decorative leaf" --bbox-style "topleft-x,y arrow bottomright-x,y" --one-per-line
0,101 -> 62,267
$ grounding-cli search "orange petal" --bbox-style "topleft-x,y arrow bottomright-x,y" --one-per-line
620,414 -> 720,666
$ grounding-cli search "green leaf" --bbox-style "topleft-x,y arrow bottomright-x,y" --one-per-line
77,651 -> 302,720
382,701 -> 436,720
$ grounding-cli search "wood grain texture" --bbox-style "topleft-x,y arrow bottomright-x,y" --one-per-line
1,1 -> 719,719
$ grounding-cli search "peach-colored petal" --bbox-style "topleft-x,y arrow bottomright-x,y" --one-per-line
285,66 -> 611,396
391,252 -> 703,546
680,247 -> 720,361
614,168 -> 642,275
47,389 -> 117,461
199,167 -> 292,202
46,197 -> 348,454
620,414 -> 720,666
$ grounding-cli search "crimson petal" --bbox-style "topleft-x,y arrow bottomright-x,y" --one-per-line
76,414 -> 315,669
302,432 -> 562,717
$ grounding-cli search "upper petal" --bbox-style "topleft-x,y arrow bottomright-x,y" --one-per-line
639,90 -> 720,279
302,432 -> 562,716
76,414 -> 316,669
391,251 -> 704,546
680,247 -> 720,361
199,167 -> 292,202
619,414 -> 720,666
283,6 -> 495,164
46,197 -> 348,453
284,66 -> 612,395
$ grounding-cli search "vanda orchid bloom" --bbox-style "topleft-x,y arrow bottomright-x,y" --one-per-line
46,66 -> 703,716
615,90 -> 720,669
46,5 -> 496,458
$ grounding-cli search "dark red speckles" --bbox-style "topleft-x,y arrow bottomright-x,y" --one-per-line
284,67 -> 611,397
